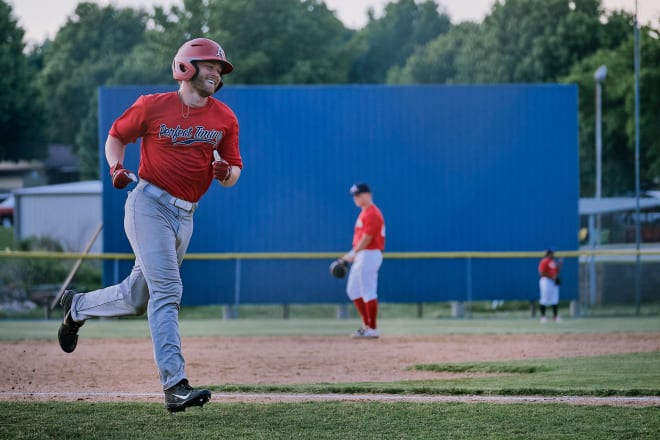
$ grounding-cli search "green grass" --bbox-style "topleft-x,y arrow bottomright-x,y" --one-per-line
5,300 -> 659,321
2,316 -> 660,340
407,351 -> 660,396
203,351 -> 660,397
175,300 -> 660,319
2,401 -> 659,440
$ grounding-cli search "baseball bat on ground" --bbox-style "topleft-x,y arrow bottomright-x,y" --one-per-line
49,223 -> 103,313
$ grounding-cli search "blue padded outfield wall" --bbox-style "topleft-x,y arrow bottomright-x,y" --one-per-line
98,84 -> 579,306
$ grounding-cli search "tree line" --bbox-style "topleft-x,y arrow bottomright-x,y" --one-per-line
1,0 -> 658,196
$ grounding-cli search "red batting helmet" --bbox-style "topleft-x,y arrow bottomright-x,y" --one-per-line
172,38 -> 234,90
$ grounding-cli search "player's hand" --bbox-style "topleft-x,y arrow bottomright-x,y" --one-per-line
110,163 -> 137,189
212,156 -> 232,182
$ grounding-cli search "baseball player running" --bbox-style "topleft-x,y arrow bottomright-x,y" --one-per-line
57,38 -> 243,413
342,183 -> 385,339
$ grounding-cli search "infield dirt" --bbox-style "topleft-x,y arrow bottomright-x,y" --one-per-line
2,332 -> 660,405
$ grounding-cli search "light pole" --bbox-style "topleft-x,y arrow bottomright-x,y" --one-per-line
589,65 -> 607,306
594,65 -> 607,202
634,0 -> 641,315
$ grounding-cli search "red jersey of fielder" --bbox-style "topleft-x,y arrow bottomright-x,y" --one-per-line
353,204 -> 385,251
538,257 -> 559,279
109,92 -> 243,202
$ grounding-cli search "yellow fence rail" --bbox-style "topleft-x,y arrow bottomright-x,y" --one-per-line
3,249 -> 660,260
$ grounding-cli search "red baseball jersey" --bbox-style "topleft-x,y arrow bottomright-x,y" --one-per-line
353,204 -> 385,251
538,257 -> 559,278
109,92 -> 243,202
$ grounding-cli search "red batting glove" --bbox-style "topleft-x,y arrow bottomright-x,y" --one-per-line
212,158 -> 232,182
110,163 -> 136,189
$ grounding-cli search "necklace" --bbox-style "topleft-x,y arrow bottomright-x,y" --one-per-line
178,91 -> 190,119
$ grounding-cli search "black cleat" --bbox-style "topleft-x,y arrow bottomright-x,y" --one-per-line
57,290 -> 84,353
165,379 -> 211,413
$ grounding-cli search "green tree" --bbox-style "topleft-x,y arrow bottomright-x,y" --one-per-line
394,0 -> 632,85
113,0 -> 355,86
75,94 -> 99,181
205,0 -> 353,84
387,22 -> 481,84
638,30 -> 660,186
477,0 -> 603,82
0,0 -> 45,160
350,0 -> 451,83
563,27 -> 660,197
36,2 -> 147,177
111,0 -> 209,86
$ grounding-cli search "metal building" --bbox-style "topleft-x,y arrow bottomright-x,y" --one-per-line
13,181 -> 102,253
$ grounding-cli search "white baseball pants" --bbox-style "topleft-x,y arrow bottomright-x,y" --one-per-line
346,249 -> 383,302
539,276 -> 559,306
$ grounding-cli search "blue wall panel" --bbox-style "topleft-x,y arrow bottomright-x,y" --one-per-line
98,84 -> 579,305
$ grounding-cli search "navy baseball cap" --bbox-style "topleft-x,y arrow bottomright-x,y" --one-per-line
350,183 -> 371,195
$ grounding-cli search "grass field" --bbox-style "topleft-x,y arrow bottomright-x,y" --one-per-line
2,315 -> 660,340
4,299 -> 660,321
3,400 -> 659,439
1,314 -> 659,439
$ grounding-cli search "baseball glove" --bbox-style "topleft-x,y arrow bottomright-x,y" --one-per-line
329,259 -> 349,278
554,277 -> 561,286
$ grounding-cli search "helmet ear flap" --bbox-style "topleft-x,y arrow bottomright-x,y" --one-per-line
173,60 -> 198,81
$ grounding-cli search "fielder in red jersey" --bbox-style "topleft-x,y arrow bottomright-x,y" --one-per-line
57,38 -> 242,413
342,183 -> 385,339
538,249 -> 562,322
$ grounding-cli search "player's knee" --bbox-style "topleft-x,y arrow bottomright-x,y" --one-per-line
132,303 -> 148,316
127,297 -> 148,316
346,289 -> 360,301
152,282 -> 184,305
126,286 -> 149,315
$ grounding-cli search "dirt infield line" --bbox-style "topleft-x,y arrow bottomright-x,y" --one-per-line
2,392 -> 659,407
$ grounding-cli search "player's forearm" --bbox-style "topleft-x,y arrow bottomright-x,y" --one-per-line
105,135 -> 128,168
350,235 -> 373,255
342,236 -> 371,262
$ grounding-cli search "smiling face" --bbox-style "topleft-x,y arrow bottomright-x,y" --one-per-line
190,60 -> 223,96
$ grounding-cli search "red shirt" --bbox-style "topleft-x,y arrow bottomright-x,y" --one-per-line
109,92 -> 243,202
353,204 -> 385,251
538,257 -> 559,278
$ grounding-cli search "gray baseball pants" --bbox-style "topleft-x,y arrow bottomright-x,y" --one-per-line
71,181 -> 195,390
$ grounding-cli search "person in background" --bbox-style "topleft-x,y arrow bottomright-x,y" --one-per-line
342,183 -> 386,339
538,249 -> 562,323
